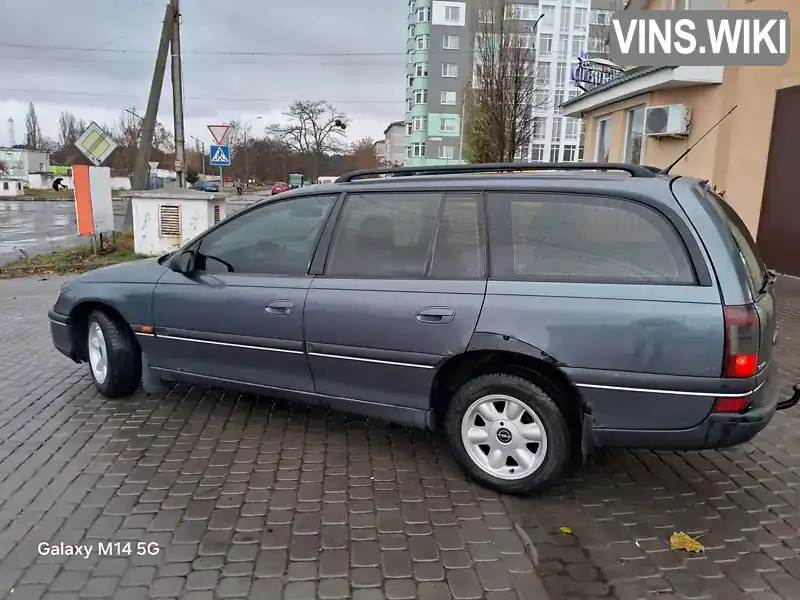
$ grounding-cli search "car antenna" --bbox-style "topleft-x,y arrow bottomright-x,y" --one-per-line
662,105 -> 737,175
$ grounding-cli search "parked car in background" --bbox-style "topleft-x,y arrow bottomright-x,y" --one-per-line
47,162 -> 799,495
193,180 -> 219,192
271,182 -> 290,195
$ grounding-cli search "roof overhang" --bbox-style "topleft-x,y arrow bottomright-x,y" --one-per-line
562,65 -> 725,118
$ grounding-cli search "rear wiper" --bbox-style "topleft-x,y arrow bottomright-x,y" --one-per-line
759,269 -> 777,294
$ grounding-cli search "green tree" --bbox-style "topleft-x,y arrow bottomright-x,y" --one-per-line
185,167 -> 199,184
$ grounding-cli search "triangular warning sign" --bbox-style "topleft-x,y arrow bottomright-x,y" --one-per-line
211,147 -> 228,163
207,124 -> 229,145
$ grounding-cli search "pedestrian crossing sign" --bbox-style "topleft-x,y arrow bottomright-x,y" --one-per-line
209,145 -> 231,166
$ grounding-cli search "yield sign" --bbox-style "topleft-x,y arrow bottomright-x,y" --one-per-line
207,124 -> 230,145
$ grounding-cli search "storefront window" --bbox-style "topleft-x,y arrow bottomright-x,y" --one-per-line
625,107 -> 646,165
596,117 -> 611,162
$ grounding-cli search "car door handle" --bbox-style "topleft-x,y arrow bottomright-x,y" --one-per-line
416,307 -> 456,324
265,300 -> 295,315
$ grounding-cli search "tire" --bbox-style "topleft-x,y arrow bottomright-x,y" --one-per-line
445,373 -> 571,495
86,310 -> 141,398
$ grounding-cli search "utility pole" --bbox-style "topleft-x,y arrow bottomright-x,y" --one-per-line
131,3 -> 174,197
170,0 -> 186,188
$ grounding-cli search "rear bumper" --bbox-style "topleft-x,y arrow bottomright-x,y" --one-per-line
594,367 -> 790,451
49,309 -> 78,362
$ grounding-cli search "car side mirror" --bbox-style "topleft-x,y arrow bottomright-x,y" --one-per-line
170,249 -> 195,275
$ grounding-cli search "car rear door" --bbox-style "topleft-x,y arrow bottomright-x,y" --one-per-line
303,190 -> 487,420
149,194 -> 337,392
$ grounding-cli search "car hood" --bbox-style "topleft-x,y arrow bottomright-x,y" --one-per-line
73,257 -> 168,284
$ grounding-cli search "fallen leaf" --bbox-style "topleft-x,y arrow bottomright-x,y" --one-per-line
670,531 -> 704,553
560,526 -> 572,535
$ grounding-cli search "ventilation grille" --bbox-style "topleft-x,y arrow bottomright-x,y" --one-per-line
213,205 -> 220,224
159,205 -> 181,237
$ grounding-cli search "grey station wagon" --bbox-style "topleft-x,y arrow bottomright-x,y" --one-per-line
49,163 -> 800,495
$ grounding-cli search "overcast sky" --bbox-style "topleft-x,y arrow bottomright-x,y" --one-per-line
0,0 -> 408,151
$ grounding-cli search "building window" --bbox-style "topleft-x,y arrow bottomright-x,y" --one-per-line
560,6 -> 571,32
414,89 -> 428,104
408,0 -> 416,13
406,98 -> 414,111
406,121 -> 413,135
416,35 -> 429,50
568,88 -> 580,100
558,34 -> 569,59
505,3 -> 538,20
478,8 -> 494,23
564,117 -> 580,141
531,144 -> 545,162
596,117 -> 611,163
406,146 -> 412,159
443,34 -> 459,49
551,117 -> 562,142
406,74 -> 414,87
535,62 -> 550,85
533,89 -> 549,110
413,116 -> 427,131
415,62 -> 428,77
563,145 -> 578,162
574,8 -> 587,28
2,182 -> 8,190
571,37 -> 583,57
441,91 -> 457,105
444,5 -> 461,21
407,50 -> 413,64
439,145 -> 455,159
553,90 -> 565,113
417,6 -> 431,22
532,116 -> 547,138
441,117 -> 456,133
591,9 -> 611,25
549,145 -> 561,162
538,33 -> 553,56
588,36 -> 605,53
539,5 -> 555,28
556,62 -> 567,88
412,142 -> 426,157
442,63 -> 458,77
625,107 -> 646,165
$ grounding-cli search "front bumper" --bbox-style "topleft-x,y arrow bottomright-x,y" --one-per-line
48,309 -> 77,362
595,369 -> 797,451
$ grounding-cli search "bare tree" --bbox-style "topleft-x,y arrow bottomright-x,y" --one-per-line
462,0 -> 547,163
24,103 -> 42,150
267,101 -> 347,180
58,111 -> 82,149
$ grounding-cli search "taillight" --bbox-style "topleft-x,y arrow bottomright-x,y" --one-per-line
723,305 -> 760,378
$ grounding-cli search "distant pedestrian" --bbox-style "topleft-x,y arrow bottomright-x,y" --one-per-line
235,179 -> 243,197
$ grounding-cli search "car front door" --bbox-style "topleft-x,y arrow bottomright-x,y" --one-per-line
304,190 -> 487,421
149,193 -> 337,392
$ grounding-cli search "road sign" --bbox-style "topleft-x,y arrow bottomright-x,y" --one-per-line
75,122 -> 118,166
207,124 -> 230,145
148,161 -> 159,171
209,145 -> 231,166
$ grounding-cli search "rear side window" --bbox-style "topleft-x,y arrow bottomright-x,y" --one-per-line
705,189 -> 766,294
487,193 -> 695,284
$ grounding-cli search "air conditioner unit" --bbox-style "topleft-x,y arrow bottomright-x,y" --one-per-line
644,104 -> 691,137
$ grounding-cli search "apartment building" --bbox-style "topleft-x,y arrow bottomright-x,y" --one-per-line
562,0 -> 800,276
383,120 -> 408,166
405,0 -> 620,166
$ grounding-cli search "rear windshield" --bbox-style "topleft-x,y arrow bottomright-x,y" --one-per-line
705,188 -> 766,294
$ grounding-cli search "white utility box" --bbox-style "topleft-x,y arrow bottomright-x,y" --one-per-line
127,188 -> 227,256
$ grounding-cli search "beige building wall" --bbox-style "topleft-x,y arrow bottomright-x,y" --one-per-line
577,0 -> 799,236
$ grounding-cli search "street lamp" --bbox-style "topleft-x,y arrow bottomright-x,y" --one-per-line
190,135 -> 206,180
243,116 -> 262,187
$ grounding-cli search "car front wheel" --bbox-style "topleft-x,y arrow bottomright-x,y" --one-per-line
86,310 -> 141,398
445,373 -> 570,495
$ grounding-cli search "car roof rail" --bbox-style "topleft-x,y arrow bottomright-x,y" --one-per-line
335,162 -> 658,182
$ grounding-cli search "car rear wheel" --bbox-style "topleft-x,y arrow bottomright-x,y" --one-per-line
86,310 -> 141,398
445,373 -> 570,495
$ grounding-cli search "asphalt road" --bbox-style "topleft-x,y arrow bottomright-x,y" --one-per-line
0,201 -> 81,265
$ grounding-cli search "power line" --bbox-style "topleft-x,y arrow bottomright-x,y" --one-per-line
0,87 -> 405,105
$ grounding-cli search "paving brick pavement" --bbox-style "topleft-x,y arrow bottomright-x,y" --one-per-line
1,274 -> 800,600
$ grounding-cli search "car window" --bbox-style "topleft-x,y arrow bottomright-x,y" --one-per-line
704,188 -> 765,294
430,193 -> 485,279
487,193 -> 695,284
196,195 -> 335,275
325,192 -> 441,278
